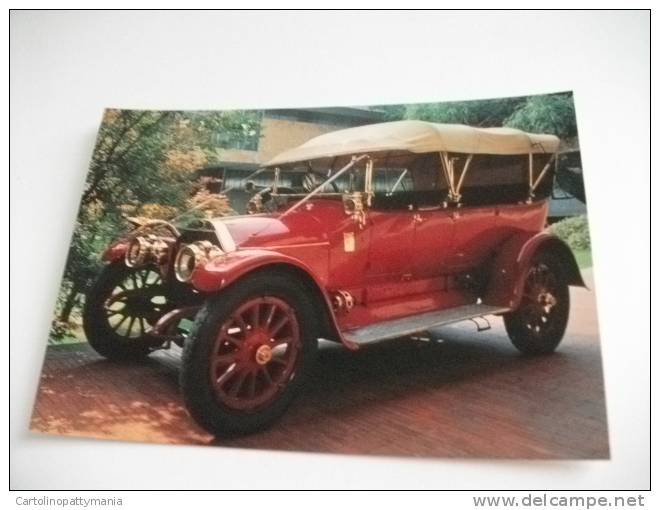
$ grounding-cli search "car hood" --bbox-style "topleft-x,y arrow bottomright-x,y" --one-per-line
212,202 -> 341,250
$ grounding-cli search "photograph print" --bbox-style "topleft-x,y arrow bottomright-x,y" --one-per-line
30,92 -> 608,459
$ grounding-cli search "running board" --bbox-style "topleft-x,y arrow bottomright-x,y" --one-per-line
343,304 -> 510,346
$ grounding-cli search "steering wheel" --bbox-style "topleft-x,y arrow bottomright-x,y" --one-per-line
302,171 -> 339,193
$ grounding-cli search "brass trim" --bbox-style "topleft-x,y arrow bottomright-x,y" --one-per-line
255,345 -> 273,365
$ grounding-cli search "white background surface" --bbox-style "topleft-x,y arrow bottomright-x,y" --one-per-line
9,10 -> 650,490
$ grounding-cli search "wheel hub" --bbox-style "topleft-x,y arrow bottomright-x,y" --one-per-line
255,344 -> 273,365
123,293 -> 154,315
235,328 -> 273,367
537,291 -> 557,309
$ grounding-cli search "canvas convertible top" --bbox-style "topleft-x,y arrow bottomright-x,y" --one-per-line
266,120 -> 560,167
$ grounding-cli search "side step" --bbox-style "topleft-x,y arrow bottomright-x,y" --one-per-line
343,304 -> 510,346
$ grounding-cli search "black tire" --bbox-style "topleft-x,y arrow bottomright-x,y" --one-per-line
503,252 -> 570,355
180,272 -> 319,437
83,262 -> 168,360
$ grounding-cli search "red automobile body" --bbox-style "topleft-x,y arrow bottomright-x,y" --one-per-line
184,197 -> 583,349
103,122 -> 585,350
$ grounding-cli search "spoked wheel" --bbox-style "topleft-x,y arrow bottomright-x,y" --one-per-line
210,297 -> 302,411
504,254 -> 570,355
83,262 -> 170,360
181,272 -> 318,437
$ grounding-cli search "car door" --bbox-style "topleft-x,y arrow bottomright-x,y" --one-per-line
366,208 -> 416,280
443,204 -> 499,272
411,205 -> 455,279
363,169 -> 417,302
408,155 -> 454,279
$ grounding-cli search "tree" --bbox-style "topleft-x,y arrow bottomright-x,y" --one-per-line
52,109 -> 261,336
404,97 -> 526,126
401,92 -> 578,140
504,93 -> 577,139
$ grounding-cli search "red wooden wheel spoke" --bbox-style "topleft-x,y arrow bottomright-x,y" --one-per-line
215,365 -> 239,389
233,314 -> 248,333
250,302 -> 261,329
228,370 -> 249,398
260,366 -> 273,385
269,315 -> 290,338
264,304 -> 277,328
222,334 -> 243,348
271,336 -> 293,347
212,353 -> 237,371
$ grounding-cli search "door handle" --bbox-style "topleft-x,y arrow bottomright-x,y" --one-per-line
413,213 -> 423,224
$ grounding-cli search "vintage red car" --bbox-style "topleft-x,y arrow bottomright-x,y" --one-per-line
83,120 -> 585,436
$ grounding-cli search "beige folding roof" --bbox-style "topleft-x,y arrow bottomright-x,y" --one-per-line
266,120 -> 560,167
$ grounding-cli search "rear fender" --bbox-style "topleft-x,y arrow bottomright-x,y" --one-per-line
484,231 -> 586,309
190,249 -> 355,350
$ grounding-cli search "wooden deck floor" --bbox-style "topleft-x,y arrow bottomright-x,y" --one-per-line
30,272 -> 609,459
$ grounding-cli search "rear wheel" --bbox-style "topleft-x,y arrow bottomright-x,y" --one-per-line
83,262 -> 169,360
503,254 -> 570,355
180,273 -> 319,437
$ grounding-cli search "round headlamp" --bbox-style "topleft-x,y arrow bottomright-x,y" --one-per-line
125,235 -> 171,268
174,241 -> 222,282
125,236 -> 150,268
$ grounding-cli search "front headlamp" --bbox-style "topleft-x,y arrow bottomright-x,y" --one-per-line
174,241 -> 222,282
125,235 -> 171,268
125,236 -> 150,267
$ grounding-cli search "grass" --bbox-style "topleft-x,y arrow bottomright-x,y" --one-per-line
573,248 -> 592,269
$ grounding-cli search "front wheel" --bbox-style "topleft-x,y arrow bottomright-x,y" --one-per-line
503,254 -> 570,355
180,273 -> 319,437
83,262 -> 170,360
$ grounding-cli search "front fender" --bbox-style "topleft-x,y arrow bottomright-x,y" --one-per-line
484,231 -> 586,309
101,240 -> 129,263
191,249 -> 326,293
190,248 -> 354,349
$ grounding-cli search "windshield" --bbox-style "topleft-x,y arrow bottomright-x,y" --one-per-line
240,152 -> 447,215
244,164 -> 358,196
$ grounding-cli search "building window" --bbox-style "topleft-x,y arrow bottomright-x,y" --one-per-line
213,112 -> 262,151
214,126 -> 260,151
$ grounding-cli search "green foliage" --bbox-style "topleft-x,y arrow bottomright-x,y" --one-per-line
402,92 -> 577,139
549,215 -> 591,251
378,104 -> 407,121
51,109 -> 260,341
49,319 -> 75,342
404,97 -> 526,126
572,249 -> 593,270
504,93 -> 577,139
